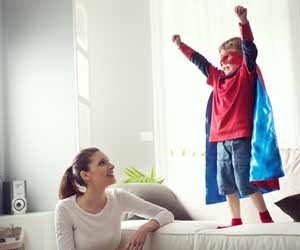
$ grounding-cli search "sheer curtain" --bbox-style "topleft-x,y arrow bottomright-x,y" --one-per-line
151,0 -> 300,207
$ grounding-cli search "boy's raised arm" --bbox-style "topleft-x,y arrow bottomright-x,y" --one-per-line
235,5 -> 257,72
172,34 -> 211,77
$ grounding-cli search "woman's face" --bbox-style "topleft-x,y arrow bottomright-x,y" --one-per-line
83,151 -> 116,189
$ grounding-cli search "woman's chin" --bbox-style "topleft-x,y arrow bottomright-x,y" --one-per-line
108,176 -> 116,184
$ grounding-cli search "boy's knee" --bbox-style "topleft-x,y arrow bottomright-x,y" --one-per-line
236,181 -> 257,196
217,180 -> 238,195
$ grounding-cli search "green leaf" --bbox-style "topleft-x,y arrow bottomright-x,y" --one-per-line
122,178 -> 132,183
150,167 -> 155,179
157,178 -> 165,184
123,168 -> 138,177
124,167 -> 144,177
131,167 -> 146,177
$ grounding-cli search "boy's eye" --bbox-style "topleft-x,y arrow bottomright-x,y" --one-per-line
221,56 -> 228,62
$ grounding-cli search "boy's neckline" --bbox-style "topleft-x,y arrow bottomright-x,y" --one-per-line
219,65 -> 242,80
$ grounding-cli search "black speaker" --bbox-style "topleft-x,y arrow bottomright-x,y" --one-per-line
3,180 -> 27,215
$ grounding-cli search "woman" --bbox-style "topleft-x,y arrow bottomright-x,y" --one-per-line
55,147 -> 174,250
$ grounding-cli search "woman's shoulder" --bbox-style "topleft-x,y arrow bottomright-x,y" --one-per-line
55,195 -> 76,211
106,187 -> 133,203
107,187 -> 123,199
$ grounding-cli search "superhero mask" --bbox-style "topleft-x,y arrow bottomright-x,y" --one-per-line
220,51 -> 243,66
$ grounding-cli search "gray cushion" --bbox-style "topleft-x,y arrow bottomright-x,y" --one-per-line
113,183 -> 192,220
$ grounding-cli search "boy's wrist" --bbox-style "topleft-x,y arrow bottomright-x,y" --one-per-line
239,21 -> 254,41
239,18 -> 249,25
178,42 -> 195,60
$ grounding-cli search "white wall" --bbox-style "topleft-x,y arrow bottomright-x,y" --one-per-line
81,0 -> 155,180
0,0 -> 4,214
2,0 -> 78,212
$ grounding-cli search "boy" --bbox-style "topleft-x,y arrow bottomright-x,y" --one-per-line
172,5 -> 274,227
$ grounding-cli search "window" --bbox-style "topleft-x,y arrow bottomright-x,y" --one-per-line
74,1 -> 91,149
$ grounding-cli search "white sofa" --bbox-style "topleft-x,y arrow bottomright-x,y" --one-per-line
121,221 -> 300,250
1,212 -> 300,250
1,148 -> 300,250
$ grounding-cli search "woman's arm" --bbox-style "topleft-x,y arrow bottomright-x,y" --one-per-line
118,189 -> 174,226
55,204 -> 76,250
118,189 -> 174,250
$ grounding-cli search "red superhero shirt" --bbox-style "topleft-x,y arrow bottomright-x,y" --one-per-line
179,22 -> 257,142
207,62 -> 256,142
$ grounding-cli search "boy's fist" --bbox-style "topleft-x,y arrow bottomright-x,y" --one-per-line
234,5 -> 248,24
172,34 -> 182,47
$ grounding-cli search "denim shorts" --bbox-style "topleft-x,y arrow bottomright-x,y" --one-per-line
216,138 -> 258,196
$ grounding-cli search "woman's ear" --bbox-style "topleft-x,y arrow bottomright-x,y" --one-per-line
80,170 -> 90,183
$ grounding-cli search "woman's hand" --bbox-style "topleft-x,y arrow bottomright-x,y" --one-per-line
122,220 -> 160,250
121,228 -> 148,250
234,5 -> 248,24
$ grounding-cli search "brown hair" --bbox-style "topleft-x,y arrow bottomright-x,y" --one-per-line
219,37 -> 242,54
59,147 -> 100,199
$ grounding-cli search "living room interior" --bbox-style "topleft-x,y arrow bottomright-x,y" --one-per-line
0,0 -> 300,249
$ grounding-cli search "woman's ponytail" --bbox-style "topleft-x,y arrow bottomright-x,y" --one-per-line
59,166 -> 80,199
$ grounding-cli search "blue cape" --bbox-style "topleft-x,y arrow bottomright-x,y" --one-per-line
205,71 -> 284,204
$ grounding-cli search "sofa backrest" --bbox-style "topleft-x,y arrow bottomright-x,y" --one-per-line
263,148 -> 300,221
243,148 -> 300,222
175,148 -> 300,223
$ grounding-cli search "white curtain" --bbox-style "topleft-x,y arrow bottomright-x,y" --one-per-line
151,0 -> 300,206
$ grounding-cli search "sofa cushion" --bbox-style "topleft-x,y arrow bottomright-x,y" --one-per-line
121,220 -> 218,250
113,183 -> 192,220
195,222 -> 300,250
275,193 -> 300,221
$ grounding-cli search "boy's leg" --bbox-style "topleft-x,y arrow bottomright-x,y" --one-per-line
216,141 -> 242,228
250,190 -> 267,212
232,138 -> 273,223
250,191 -> 273,223
217,192 -> 243,228
227,192 -> 241,218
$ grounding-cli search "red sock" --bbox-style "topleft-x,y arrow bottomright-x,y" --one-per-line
217,218 -> 242,229
259,210 -> 273,223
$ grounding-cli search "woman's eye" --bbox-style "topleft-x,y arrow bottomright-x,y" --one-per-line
98,160 -> 106,166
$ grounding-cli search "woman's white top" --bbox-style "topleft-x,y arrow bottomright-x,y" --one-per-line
55,188 -> 174,250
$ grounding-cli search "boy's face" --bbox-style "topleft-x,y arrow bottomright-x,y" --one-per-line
220,49 -> 243,75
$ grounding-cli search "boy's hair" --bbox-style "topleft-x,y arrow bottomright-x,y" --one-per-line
218,37 -> 242,54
